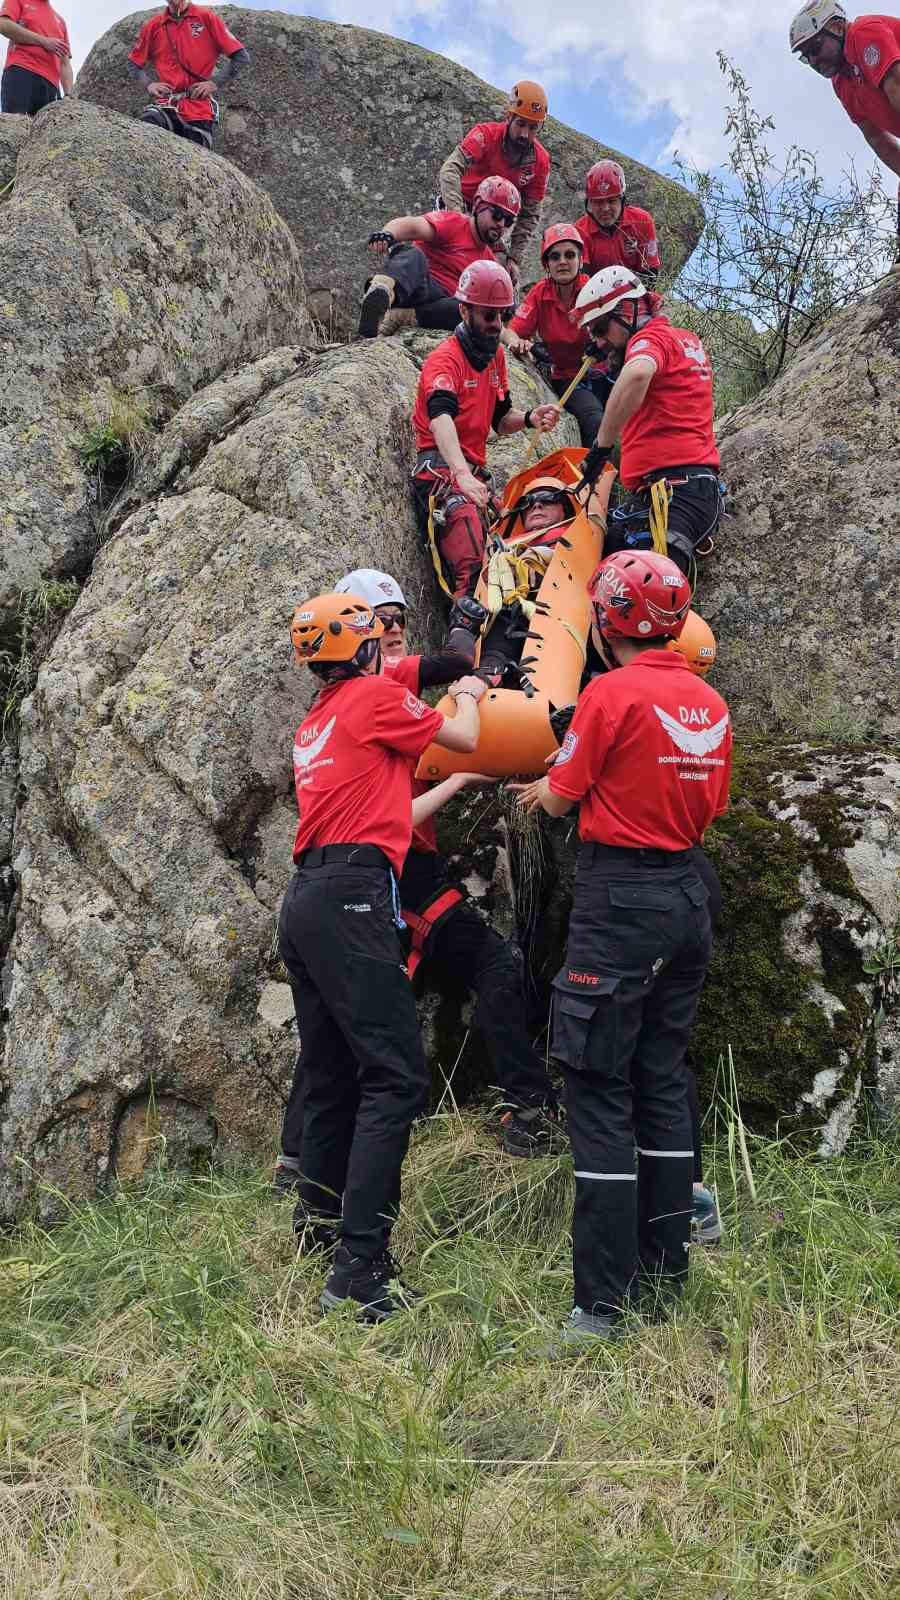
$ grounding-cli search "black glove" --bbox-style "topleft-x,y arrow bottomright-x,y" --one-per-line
367,230 -> 396,250
576,444 -> 614,494
447,596 -> 489,637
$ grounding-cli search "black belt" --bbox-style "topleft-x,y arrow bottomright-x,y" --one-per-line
640,465 -> 720,489
296,844 -> 392,871
578,842 -> 695,868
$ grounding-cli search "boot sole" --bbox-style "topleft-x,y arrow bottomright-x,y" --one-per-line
320,1285 -> 396,1323
358,286 -> 391,338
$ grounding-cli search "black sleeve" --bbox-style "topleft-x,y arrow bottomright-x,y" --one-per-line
214,46 -> 249,86
492,393 -> 513,431
426,390 -> 460,421
127,60 -> 152,86
417,649 -> 471,690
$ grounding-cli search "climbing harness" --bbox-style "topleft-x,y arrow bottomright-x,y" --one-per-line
403,888 -> 464,978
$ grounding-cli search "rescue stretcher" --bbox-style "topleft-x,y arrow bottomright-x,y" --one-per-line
417,446 -> 614,781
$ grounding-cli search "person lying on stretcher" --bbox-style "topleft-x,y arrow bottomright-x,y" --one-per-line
476,475 -> 579,682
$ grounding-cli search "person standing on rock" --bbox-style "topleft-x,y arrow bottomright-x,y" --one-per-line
790,2 -> 900,185
438,80 -> 551,285
511,550 -> 732,1347
575,161 -> 661,285
574,266 -> 722,575
126,0 -> 249,152
410,259 -> 560,600
504,222 -> 609,447
359,176 -> 520,337
0,0 -> 71,115
279,591 -> 486,1322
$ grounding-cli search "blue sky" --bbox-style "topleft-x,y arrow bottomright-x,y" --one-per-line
65,0 -> 894,186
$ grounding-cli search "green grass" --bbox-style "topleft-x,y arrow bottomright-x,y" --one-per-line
0,577 -> 80,733
1,1114 -> 898,1598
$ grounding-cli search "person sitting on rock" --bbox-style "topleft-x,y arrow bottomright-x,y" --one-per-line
790,2 -> 900,185
359,176 -> 521,338
575,267 -> 722,576
438,80 -> 551,285
576,160 -> 661,286
410,259 -> 560,602
275,566 -> 564,1172
0,0 -> 72,116
127,0 -> 249,152
504,223 -> 609,447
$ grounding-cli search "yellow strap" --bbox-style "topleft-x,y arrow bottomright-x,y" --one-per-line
649,479 -> 670,558
426,494 -> 453,598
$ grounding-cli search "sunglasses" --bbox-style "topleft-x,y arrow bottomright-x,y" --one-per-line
547,248 -> 580,262
376,607 -> 406,629
799,34 -> 827,62
488,206 -> 516,226
519,488 -> 568,509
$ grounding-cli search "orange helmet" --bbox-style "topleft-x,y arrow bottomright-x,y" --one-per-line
507,79 -> 548,124
667,609 -> 717,676
290,594 -> 384,668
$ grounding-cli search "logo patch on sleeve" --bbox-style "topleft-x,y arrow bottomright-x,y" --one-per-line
403,691 -> 427,719
863,43 -> 881,67
555,730 -> 579,765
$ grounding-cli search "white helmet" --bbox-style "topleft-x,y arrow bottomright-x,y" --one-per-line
575,265 -> 647,331
335,569 -> 407,609
789,0 -> 845,53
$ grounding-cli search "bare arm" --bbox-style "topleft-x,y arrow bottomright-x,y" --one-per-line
495,403 -> 560,437
0,15 -> 68,53
597,356 -> 655,449
508,774 -> 574,816
438,147 -> 468,213
411,770 -> 493,826
507,196 -> 543,266
432,679 -> 485,754
380,214 -> 437,245
59,56 -> 73,93
860,111 -> 900,182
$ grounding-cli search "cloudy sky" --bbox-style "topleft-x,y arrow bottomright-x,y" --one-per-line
63,0 -> 892,187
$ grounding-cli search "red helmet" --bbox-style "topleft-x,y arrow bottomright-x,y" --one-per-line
540,222 -> 583,263
585,159 -> 626,203
456,258 -> 515,308
473,175 -> 521,220
588,551 -> 691,640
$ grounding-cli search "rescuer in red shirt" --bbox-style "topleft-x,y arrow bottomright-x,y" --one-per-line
127,0 -> 249,151
275,568 -> 563,1180
790,3 -> 900,185
438,80 -> 552,285
511,551 -> 732,1346
358,175 -> 521,337
0,0 -> 71,115
279,591 -> 486,1322
575,160 -> 661,286
574,266 -> 722,575
411,259 -> 560,606
505,222 -> 610,446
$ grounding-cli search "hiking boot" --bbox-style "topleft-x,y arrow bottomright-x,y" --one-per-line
358,274 -> 395,338
292,1203 -> 340,1257
691,1185 -> 723,1245
271,1159 -> 301,1197
544,1306 -> 622,1357
379,307 -> 418,336
499,1104 -> 566,1157
320,1246 -> 421,1323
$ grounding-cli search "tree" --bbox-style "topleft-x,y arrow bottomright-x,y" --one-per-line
672,53 -> 896,404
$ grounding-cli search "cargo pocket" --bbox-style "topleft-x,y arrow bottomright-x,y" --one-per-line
549,974 -> 620,1072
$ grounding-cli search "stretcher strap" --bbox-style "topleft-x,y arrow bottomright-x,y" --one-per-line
426,494 -> 454,598
649,478 -> 670,558
484,547 -> 544,626
403,887 -> 464,979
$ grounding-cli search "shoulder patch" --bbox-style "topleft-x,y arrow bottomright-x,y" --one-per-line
555,730 -> 578,765
863,43 -> 881,67
403,691 -> 427,719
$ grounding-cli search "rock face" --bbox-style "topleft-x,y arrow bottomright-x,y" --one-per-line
76,8 -> 704,334
0,99 -> 308,621
703,268 -> 900,740
0,334 -> 576,1222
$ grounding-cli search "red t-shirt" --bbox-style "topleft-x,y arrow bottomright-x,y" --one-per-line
291,673 -> 443,876
458,121 -> 550,208
415,210 -> 496,294
128,4 -> 243,123
575,206 -> 661,278
412,331 -> 509,467
1,0 -> 68,87
834,15 -> 900,136
509,274 -> 591,380
549,653 -> 732,849
384,655 -> 439,854
617,317 -> 719,489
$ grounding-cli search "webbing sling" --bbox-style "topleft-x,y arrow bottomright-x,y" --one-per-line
648,477 -> 670,558
403,887 -> 464,978
425,494 -> 454,598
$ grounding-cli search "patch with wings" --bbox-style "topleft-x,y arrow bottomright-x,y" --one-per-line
293,715 -> 337,772
652,704 -> 730,757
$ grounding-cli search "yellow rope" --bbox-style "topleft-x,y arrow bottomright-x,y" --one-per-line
522,352 -> 594,465
649,479 -> 670,558
425,494 -> 453,598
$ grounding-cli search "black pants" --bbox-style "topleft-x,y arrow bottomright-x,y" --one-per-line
551,845 -> 713,1317
374,242 -> 461,330
550,375 -> 607,449
401,848 -> 557,1111
1,65 -> 59,116
277,862 -> 429,1260
606,468 -> 722,574
140,104 -> 214,149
